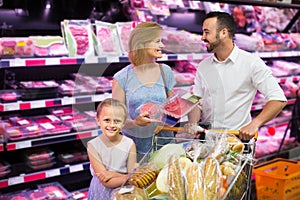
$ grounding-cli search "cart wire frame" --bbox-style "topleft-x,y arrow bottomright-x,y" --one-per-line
138,128 -> 257,200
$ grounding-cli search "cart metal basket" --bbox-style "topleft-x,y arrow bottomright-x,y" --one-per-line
137,125 -> 257,200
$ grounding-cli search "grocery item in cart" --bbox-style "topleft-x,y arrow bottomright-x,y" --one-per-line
111,185 -> 148,200
135,130 -> 254,199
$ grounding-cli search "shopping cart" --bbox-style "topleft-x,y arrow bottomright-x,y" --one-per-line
137,125 -> 258,200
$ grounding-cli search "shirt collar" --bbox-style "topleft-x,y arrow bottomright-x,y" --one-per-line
211,45 -> 239,64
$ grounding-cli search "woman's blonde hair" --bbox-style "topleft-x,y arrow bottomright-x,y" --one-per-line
128,22 -> 163,66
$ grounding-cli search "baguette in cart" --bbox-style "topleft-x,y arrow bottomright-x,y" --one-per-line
111,126 -> 257,200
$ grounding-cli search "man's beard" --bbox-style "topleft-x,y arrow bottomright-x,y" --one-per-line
206,35 -> 221,52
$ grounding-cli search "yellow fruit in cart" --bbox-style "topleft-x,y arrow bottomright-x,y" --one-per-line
156,166 -> 169,193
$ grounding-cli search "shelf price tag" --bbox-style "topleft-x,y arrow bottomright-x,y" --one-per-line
70,164 -> 84,173
92,94 -> 105,102
61,97 -> 74,105
8,176 -> 24,186
46,169 -> 60,178
46,58 -> 60,65
31,100 -> 46,109
16,140 -> 31,149
5,103 -> 19,111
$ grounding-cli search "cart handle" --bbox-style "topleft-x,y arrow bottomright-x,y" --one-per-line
154,125 -> 258,140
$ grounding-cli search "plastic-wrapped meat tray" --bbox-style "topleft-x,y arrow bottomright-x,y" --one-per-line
58,151 -> 88,164
22,124 -> 45,138
37,181 -> 72,200
19,80 -> 59,100
26,189 -> 48,200
27,161 -> 55,170
6,190 -> 31,200
0,90 -> 20,103
50,107 -> 79,116
6,126 -> 26,141
32,115 -> 61,124
9,116 -> 33,126
71,120 -> 98,132
162,89 -> 201,119
24,148 -> 54,161
0,160 -> 11,178
71,188 -> 88,200
39,122 -> 71,135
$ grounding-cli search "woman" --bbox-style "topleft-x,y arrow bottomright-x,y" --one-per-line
112,22 -> 176,161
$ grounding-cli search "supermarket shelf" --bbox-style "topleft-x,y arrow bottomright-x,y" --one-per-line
256,146 -> 300,164
277,75 -> 300,84
0,161 -> 90,189
199,0 -> 300,9
0,86 -> 294,113
1,51 -> 300,67
0,93 -> 112,112
251,98 -> 296,111
5,129 -> 101,151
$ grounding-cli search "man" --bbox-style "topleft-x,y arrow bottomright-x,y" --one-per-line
187,11 -> 287,140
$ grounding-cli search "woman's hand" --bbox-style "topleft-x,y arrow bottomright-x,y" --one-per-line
134,112 -> 152,126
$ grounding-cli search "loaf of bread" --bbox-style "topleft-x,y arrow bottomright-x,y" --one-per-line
204,157 -> 220,200
186,164 -> 204,200
168,155 -> 185,200
113,186 -> 148,200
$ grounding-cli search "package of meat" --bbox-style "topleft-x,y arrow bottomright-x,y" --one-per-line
27,161 -> 55,170
37,182 -> 71,200
59,113 -> 89,123
116,21 -> 137,55
62,19 -> 95,57
30,36 -> 68,57
95,20 -> 122,56
0,160 -> 11,178
50,107 -> 79,116
71,188 -> 89,200
24,148 -> 54,161
39,122 -> 71,135
58,151 -> 88,164
68,120 -> 98,132
0,90 -> 21,103
136,101 -> 162,121
22,123 -> 45,138
26,155 -> 55,166
19,80 -> 59,100
26,189 -> 48,200
162,89 -> 201,119
6,126 -> 25,141
32,115 -> 61,124
0,37 -> 34,58
7,191 -> 31,200
9,116 -> 33,126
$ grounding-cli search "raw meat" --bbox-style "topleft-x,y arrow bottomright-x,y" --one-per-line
140,103 -> 159,115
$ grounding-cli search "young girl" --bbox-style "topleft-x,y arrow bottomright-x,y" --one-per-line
87,98 -> 137,200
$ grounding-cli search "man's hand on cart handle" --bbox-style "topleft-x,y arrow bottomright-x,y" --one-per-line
239,125 -> 259,141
